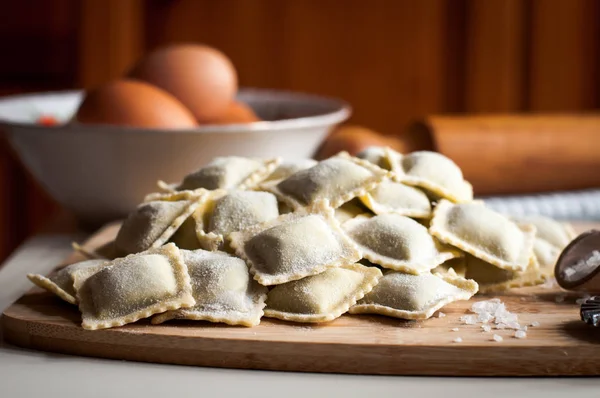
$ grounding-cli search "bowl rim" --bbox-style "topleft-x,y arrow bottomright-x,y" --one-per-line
0,88 -> 352,134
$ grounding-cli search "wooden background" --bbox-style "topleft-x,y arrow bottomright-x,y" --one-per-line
0,0 -> 599,262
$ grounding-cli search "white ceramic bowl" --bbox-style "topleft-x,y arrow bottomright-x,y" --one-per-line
0,89 -> 350,226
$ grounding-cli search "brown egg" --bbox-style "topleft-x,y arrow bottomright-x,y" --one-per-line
209,101 -> 260,125
315,125 -> 403,159
75,80 -> 197,128
128,44 -> 238,123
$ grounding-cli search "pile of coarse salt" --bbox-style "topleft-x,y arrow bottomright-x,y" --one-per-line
459,299 -> 534,341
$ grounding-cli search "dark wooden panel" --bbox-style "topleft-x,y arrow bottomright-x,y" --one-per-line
78,0 -> 145,87
463,0 -> 528,112
528,0 -> 600,111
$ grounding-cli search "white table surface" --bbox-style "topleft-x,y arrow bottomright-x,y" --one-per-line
1,233 -> 599,398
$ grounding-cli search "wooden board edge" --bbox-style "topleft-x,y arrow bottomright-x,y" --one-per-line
3,307 -> 600,376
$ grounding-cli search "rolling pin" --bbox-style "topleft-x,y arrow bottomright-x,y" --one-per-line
318,115 -> 600,196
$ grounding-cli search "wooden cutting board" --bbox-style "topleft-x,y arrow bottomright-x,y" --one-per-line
3,222 -> 600,376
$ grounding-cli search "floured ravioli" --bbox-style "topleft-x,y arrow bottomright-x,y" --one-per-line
359,179 -> 431,218
430,200 -> 535,272
160,156 -> 279,192
229,202 -> 361,286
152,249 -> 267,326
115,191 -> 204,256
27,259 -> 108,304
264,263 -> 382,323
344,213 -> 459,274
350,270 -> 478,320
194,190 -> 280,251
464,254 -> 544,293
269,152 -> 390,209
356,146 -> 393,170
433,256 -> 467,278
334,198 -> 371,224
515,215 -> 576,276
259,159 -> 318,189
389,150 -> 473,203
74,244 -> 195,330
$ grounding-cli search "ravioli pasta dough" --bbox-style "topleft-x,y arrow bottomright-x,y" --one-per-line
270,152 -> 390,209
115,192 -> 204,256
264,263 -> 382,323
195,190 -> 280,251
344,213 -> 459,274
334,198 -> 370,224
515,216 -> 576,275
357,146 -> 392,170
229,203 -> 361,285
464,254 -> 543,293
350,271 -> 478,320
152,249 -> 267,326
430,200 -> 535,272
158,156 -> 280,192
259,159 -> 318,189
389,150 -> 473,203
359,179 -> 431,218
27,259 -> 108,305
74,244 -> 194,330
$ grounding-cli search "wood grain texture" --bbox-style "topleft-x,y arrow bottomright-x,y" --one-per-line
528,0 -> 600,111
2,222 -> 600,376
78,0 -> 145,88
463,0 -> 527,112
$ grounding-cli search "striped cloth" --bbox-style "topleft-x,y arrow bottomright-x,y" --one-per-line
483,189 -> 600,221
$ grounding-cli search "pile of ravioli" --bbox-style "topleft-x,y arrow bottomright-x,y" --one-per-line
27,147 -> 575,330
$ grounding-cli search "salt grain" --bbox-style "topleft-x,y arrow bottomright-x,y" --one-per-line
437,312 -> 446,318
451,327 -> 459,332
481,325 -> 492,333
453,337 -> 463,343
514,330 -> 527,339
555,295 -> 565,303
530,321 -> 540,327
460,315 -> 477,325
492,334 -> 503,342
561,250 -> 600,282
507,321 -> 521,330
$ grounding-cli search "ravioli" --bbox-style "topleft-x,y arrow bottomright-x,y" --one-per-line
356,146 -> 393,170
152,249 -> 267,326
432,256 -> 467,278
515,215 -> 576,276
359,179 -> 431,218
259,159 -> 318,189
334,198 -> 371,224
27,259 -> 108,304
264,263 -> 382,323
195,190 -> 280,251
229,203 -> 361,285
464,254 -> 544,293
114,191 -> 204,256
270,152 -> 390,209
349,270 -> 478,320
344,213 -> 459,274
160,156 -> 279,192
390,150 -> 473,203
430,200 -> 535,272
74,244 -> 195,330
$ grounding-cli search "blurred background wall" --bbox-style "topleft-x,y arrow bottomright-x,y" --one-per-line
0,0 -> 599,261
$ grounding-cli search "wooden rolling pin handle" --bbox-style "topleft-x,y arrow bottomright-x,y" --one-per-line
404,115 -> 600,195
